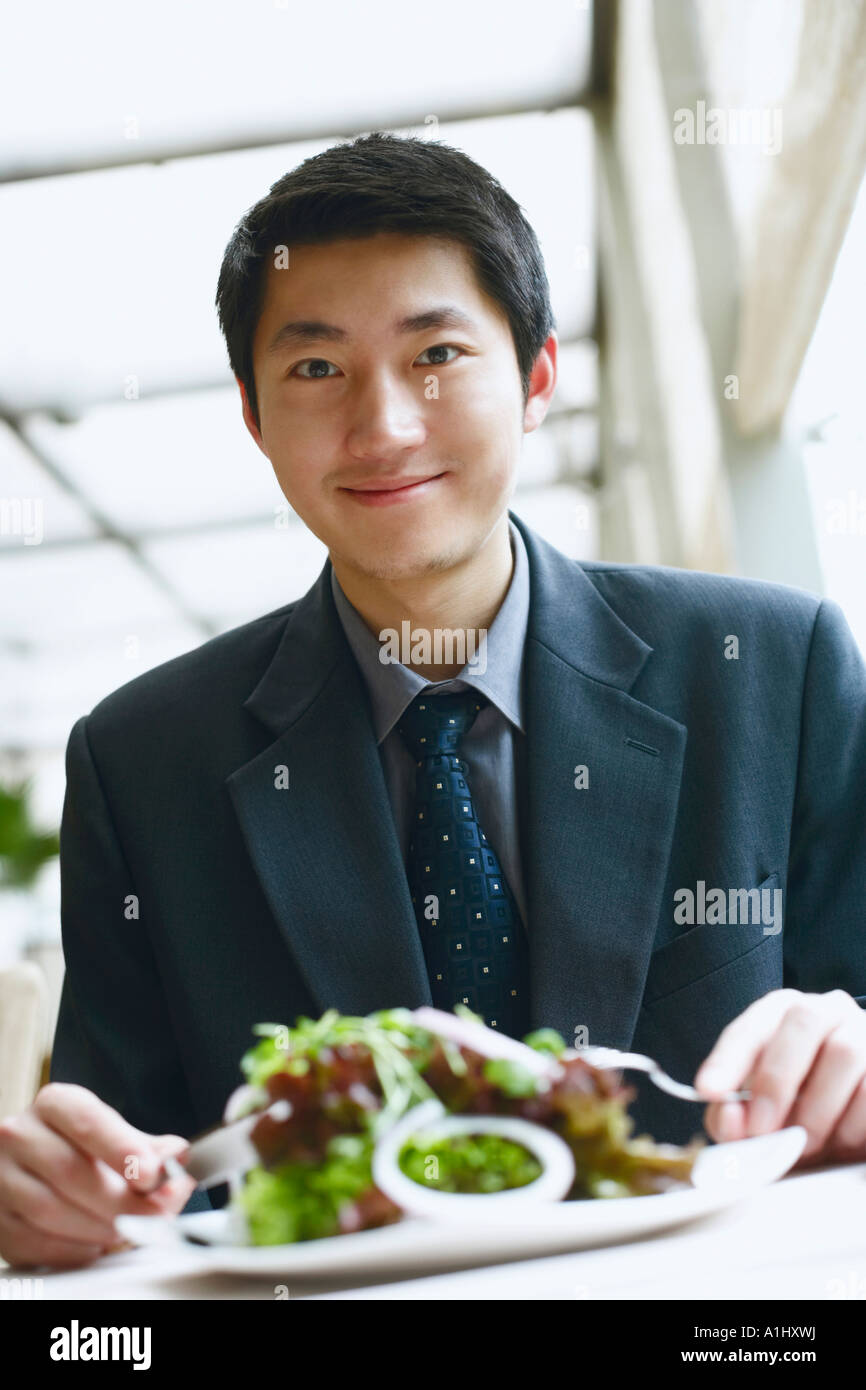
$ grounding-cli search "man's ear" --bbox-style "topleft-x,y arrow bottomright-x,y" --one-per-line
238,378 -> 268,456
523,330 -> 558,434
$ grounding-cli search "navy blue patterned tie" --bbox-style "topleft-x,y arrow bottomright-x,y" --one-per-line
397,690 -> 531,1037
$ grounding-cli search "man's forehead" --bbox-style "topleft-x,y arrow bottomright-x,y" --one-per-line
260,232 -> 476,301
269,228 -> 471,266
254,235 -> 501,349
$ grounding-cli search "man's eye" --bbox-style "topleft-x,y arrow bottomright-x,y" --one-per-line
292,359 -> 339,379
416,344 -> 463,366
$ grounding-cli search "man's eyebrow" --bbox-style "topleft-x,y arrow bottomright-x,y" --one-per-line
264,305 -> 480,356
397,306 -> 480,336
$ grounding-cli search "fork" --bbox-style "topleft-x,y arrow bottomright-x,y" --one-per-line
571,1047 -> 752,1103
407,1009 -> 753,1105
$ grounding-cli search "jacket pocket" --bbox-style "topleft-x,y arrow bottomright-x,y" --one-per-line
641,872 -> 781,1007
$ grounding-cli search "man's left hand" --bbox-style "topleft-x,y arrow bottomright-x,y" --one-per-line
695,988 -> 866,1164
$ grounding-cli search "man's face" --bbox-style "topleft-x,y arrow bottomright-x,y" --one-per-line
243,231 -> 554,581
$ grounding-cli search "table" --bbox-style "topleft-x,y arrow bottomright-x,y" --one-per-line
5,1159 -> 866,1300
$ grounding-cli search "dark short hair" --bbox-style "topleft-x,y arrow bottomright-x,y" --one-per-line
215,131 -> 555,429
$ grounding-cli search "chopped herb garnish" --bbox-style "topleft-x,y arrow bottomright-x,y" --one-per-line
523,1027 -> 567,1056
482,1058 -> 539,1098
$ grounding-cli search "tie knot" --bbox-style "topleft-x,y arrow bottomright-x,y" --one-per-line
396,690 -> 486,761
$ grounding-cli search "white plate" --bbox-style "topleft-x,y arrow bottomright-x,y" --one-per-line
117,1126 -> 807,1278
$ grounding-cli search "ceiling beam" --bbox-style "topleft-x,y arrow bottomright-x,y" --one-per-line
0,99 -> 588,185
0,412 -> 217,637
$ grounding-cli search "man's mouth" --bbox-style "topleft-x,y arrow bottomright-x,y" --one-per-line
340,472 -> 448,506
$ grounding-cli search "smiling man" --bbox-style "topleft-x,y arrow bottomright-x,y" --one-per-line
2,131 -> 866,1270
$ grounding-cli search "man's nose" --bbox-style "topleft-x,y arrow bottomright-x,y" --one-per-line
344,372 -> 427,456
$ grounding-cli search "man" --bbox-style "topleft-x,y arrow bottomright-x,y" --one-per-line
1,132 -> 865,1270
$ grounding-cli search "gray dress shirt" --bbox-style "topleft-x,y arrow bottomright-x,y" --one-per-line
330,518 -> 531,929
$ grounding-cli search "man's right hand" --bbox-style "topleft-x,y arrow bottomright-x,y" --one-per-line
0,1082 -> 196,1270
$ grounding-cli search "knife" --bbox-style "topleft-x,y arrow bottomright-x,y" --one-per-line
142,1099 -> 292,1193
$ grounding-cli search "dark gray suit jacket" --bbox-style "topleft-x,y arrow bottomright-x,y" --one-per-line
50,510 -> 866,1211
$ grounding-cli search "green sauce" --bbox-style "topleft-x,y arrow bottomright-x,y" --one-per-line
398,1132 -> 542,1194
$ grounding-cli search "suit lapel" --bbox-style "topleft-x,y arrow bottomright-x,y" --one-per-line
226,563 -> 432,1016
511,513 -> 687,1050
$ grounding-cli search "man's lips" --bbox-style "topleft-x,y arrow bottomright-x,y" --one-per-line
339,472 -> 448,505
344,472 -> 446,492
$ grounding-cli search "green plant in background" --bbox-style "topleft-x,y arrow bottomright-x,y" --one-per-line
0,781 -> 59,888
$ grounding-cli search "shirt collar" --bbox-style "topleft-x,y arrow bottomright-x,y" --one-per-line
330,517 -> 529,745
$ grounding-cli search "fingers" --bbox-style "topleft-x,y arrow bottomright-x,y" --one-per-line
137,1136 -> 197,1212
0,1158 -> 118,1247
700,990 -> 866,1155
0,1111 -> 182,1223
694,989 -> 800,1096
740,995 -> 845,1136
786,1018 -> 866,1157
0,1112 -> 118,1269
32,1083 -> 185,1194
0,1083 -> 196,1269
0,1206 -> 106,1271
128,1132 -> 196,1210
825,1075 -> 866,1156
703,1099 -> 747,1143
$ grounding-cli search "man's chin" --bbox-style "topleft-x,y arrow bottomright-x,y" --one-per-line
342,544 -> 466,583
322,503 -> 509,582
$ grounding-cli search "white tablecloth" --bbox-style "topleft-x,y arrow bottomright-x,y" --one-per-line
7,1159 -> 866,1300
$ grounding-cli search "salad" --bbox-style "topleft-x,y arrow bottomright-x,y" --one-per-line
225,1006 -> 703,1246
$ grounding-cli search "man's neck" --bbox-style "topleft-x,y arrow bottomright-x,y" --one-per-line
331,514 -> 513,682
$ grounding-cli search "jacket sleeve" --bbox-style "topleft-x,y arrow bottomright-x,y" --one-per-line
783,598 -> 866,1007
50,715 -> 204,1141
